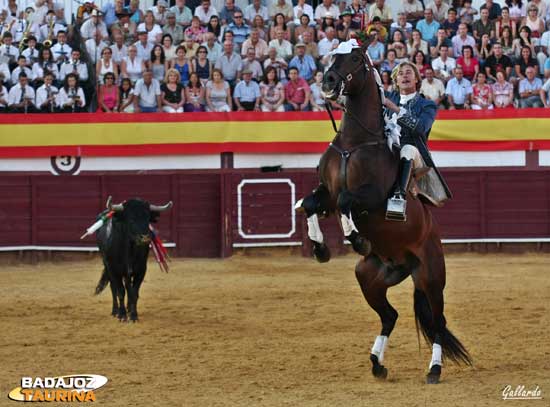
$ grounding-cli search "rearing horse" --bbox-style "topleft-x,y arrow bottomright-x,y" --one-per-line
297,40 -> 472,384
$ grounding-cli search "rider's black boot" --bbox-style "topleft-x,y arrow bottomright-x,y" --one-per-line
386,159 -> 413,222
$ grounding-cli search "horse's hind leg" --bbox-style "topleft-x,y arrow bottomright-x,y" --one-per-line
414,237 -> 472,384
295,184 -> 331,263
356,255 -> 399,379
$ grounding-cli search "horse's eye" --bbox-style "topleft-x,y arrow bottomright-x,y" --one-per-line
352,56 -> 359,63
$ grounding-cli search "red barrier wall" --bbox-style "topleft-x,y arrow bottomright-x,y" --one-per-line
1,167 -> 548,257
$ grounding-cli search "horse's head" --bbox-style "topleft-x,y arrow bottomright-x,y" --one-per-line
322,39 -> 371,101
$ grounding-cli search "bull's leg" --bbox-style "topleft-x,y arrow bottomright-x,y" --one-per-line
124,275 -> 139,323
295,184 -> 331,263
129,268 -> 146,322
337,190 -> 371,256
109,283 -> 119,317
111,275 -> 126,322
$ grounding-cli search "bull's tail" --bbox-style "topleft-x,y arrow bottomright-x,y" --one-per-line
94,268 -> 109,295
414,289 -> 472,366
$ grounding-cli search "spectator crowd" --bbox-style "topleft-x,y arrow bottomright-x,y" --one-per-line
3,0 -> 550,113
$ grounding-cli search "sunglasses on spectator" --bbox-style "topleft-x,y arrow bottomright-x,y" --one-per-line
234,15 -> 242,18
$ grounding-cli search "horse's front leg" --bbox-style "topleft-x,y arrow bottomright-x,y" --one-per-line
337,189 -> 371,256
295,184 -> 331,263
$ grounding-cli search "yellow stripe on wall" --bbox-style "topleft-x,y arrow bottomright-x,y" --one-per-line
1,118 -> 550,147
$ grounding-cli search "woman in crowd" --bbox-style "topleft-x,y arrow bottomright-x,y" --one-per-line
161,34 -> 177,62
260,66 -> 285,112
118,78 -> 135,113
205,68 -> 232,112
413,50 -> 430,78
128,0 -> 144,23
407,29 -> 429,59
161,68 -> 185,113
381,49 -> 398,73
512,25 -> 536,58
171,45 -> 191,87
98,72 -> 119,112
496,7 -> 517,40
121,45 -> 145,84
207,15 -> 222,41
32,47 -> 59,88
57,73 -> 86,113
387,29 -> 408,62
505,0 -> 526,24
492,70 -> 514,108
514,45 -> 539,81
309,71 -> 326,112
185,16 -> 206,43
477,33 -> 492,66
318,13 -> 336,40
294,14 -> 316,43
456,45 -> 479,81
521,4 -> 544,38
381,70 -> 394,93
471,71 -> 493,110
138,10 -> 163,44
191,45 -> 211,87
500,26 -> 515,57
251,15 -> 268,40
184,72 -> 205,112
149,44 -> 168,83
269,13 -> 290,41
96,47 -> 118,85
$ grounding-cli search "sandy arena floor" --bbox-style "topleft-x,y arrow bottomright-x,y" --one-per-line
0,252 -> 549,406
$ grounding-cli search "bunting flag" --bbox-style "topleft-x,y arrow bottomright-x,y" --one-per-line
1,109 -> 549,158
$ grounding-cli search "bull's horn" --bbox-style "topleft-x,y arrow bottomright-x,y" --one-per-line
150,201 -> 173,212
106,196 -> 124,212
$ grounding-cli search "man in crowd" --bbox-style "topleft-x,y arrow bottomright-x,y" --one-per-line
171,0 -> 193,27
215,39 -> 241,87
284,66 -> 311,111
244,0 -> 268,26
202,32 -> 222,64
241,29 -> 268,61
233,68 -> 260,111
289,42 -> 316,82
451,23 -> 476,58
484,42 -> 513,82
8,72 -> 36,112
420,67 -> 446,108
431,44 -> 456,83
518,66 -> 544,108
133,69 -> 161,113
416,8 -> 440,43
445,66 -> 472,109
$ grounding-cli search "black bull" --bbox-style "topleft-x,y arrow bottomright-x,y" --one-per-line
94,197 -> 172,322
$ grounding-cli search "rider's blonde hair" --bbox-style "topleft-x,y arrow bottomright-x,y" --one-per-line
391,61 -> 422,91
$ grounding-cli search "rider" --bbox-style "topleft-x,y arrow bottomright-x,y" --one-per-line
383,61 -> 451,221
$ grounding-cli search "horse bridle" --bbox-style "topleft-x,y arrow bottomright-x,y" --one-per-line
325,50 -> 384,140
328,50 -> 369,97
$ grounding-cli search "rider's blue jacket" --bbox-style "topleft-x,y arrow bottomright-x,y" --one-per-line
386,91 -> 437,146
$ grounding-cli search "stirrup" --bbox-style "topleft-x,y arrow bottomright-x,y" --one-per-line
386,194 -> 407,222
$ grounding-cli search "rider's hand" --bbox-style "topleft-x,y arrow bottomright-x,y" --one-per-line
383,99 -> 400,113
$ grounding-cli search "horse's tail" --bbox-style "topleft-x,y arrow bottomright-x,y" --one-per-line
94,268 -> 109,295
414,289 -> 472,366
